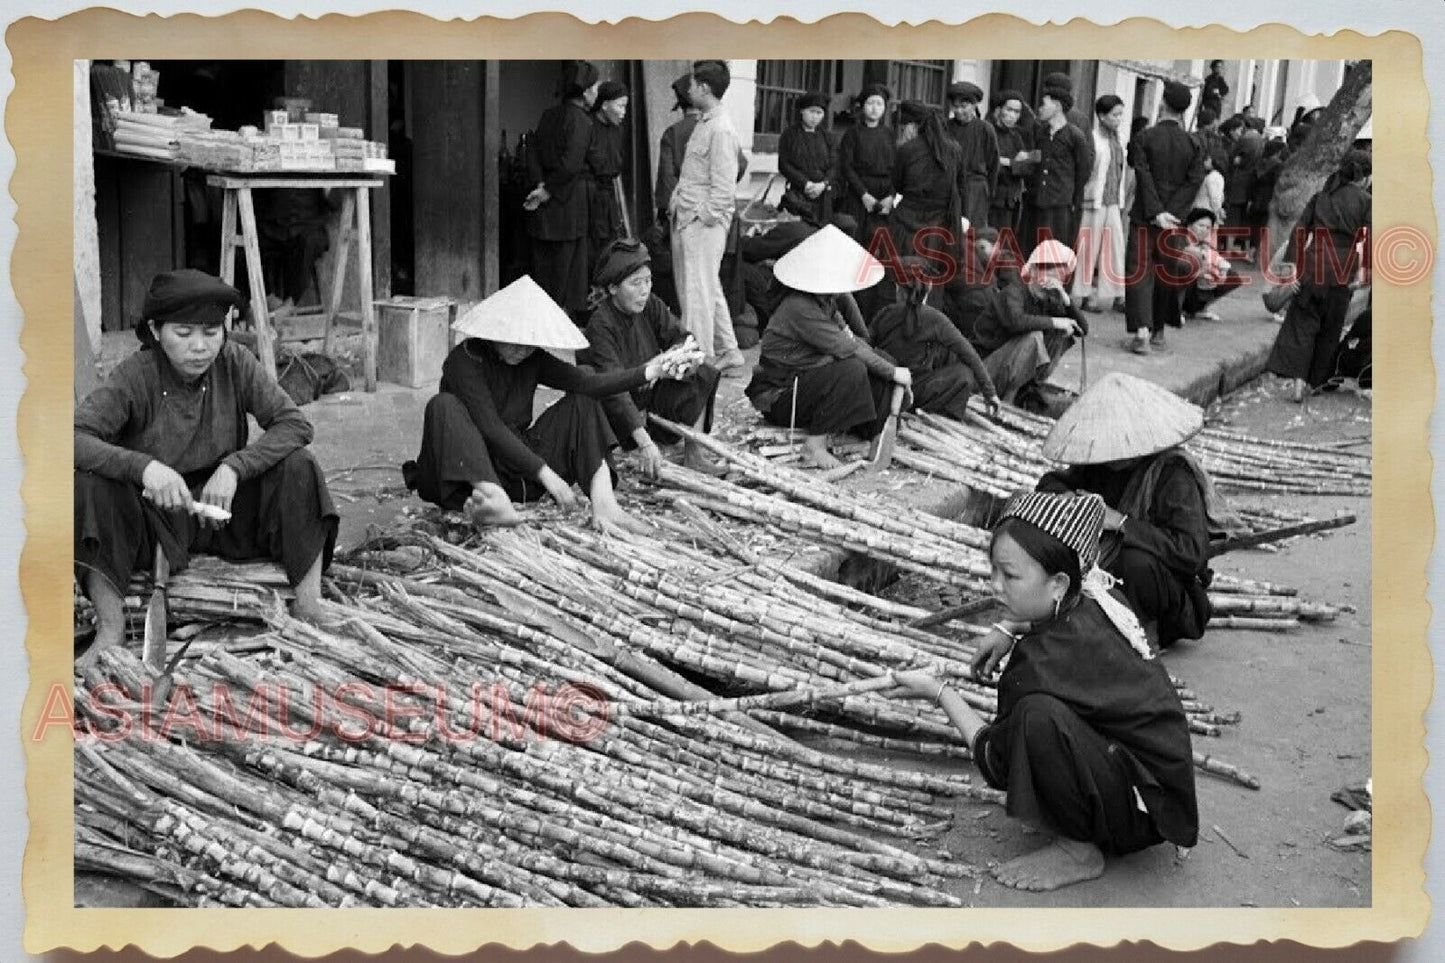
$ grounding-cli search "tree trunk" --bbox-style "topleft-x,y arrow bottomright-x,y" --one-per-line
1263,62 -> 1372,268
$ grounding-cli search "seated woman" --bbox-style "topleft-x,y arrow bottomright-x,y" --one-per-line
75,269 -> 338,660
744,225 -> 912,470
580,238 -> 723,476
1179,207 -> 1247,322
1035,372 -> 1243,649
402,275 -> 693,536
869,256 -> 1000,420
896,491 -> 1198,892
946,231 -> 1085,411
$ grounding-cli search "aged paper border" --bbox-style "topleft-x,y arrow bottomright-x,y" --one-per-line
14,9 -> 1432,955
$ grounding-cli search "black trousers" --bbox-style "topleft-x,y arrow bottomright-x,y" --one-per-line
1182,267 -> 1247,315
760,356 -> 895,438
1124,225 -> 1191,335
74,449 -> 338,596
987,693 -> 1164,856
1266,282 -> 1354,387
1108,547 -> 1208,649
604,365 -> 721,449
911,363 -> 976,420
405,392 -> 618,510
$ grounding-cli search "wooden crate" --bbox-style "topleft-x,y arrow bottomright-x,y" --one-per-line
375,296 -> 454,388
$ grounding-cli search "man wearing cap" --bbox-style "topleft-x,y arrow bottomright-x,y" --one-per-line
1035,372 -> 1243,648
778,91 -> 835,227
946,229 -> 1085,412
1123,79 -> 1208,355
870,257 -> 999,420
581,239 -> 725,476
75,269 -> 339,662
585,79 -> 632,273
669,59 -> 747,373
945,80 -> 999,232
745,225 -> 912,470
525,61 -> 601,316
1025,74 -> 1093,256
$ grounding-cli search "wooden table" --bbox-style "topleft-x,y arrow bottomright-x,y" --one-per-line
206,172 -> 387,391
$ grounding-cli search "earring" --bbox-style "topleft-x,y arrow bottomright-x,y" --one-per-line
1052,595 -> 1062,620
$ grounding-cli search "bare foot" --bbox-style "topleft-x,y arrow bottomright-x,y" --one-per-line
992,838 -> 1105,892
291,597 -> 329,628
76,623 -> 124,671
801,435 -> 842,471
681,442 -> 727,476
466,483 -> 522,528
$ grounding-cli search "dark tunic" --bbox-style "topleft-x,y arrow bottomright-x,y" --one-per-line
972,594 -> 1198,853
654,114 -> 700,222
778,125 -> 835,227
586,117 -> 628,251
527,101 -> 594,312
889,137 -> 960,260
946,116 -> 1000,230
580,294 -> 721,446
403,341 -> 648,508
870,301 -> 995,418
1026,120 -> 1093,249
837,122 -> 896,247
74,341 -> 337,592
1267,182 -> 1371,386
1037,450 -> 1214,647
746,292 -> 896,436
990,119 -> 1032,232
1124,118 -> 1208,334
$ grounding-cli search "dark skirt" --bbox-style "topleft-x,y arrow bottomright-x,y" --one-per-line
1025,204 -> 1073,255
979,692 -> 1166,856
749,356 -> 894,437
910,363 -> 977,420
1105,546 -> 1210,649
961,176 -> 991,232
606,365 -> 721,448
1266,281 -> 1354,386
404,391 -> 618,510
530,237 -> 591,315
74,449 -> 338,596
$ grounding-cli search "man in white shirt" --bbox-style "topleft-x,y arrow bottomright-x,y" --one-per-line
668,59 -> 746,373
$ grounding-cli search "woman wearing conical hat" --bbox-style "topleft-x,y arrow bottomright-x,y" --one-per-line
894,492 -> 1198,891
402,276 -> 701,536
744,225 -> 913,470
1034,372 -> 1243,649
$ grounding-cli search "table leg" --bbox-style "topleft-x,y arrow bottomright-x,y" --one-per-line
235,188 -> 277,379
219,189 -> 238,285
354,187 -> 377,392
322,191 -> 356,357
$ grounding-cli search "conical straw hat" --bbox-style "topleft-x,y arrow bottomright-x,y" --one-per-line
772,224 -> 885,294
450,275 -> 590,351
1042,372 -> 1204,465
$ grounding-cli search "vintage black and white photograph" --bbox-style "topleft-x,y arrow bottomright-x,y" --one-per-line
69,52 -> 1374,913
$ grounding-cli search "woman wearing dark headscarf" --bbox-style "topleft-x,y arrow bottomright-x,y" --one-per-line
778,91 -> 836,227
581,238 -> 723,475
75,270 -> 338,661
1266,149 -> 1372,400
889,100 -> 962,264
989,89 -> 1034,237
586,80 -> 632,272
837,83 -> 896,249
869,257 -> 999,419
525,60 -> 600,315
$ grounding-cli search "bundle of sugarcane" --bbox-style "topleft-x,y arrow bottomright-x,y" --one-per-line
76,618 -> 977,907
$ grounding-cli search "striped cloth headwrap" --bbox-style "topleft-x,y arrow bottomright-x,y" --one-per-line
999,491 -> 1154,660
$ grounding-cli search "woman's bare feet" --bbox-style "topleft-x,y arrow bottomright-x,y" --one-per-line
77,572 -> 126,668
801,434 -> 842,470
681,440 -> 726,476
993,837 -> 1105,892
466,482 -> 522,528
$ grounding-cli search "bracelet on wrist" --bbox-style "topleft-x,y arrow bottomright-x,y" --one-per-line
934,681 -> 948,706
991,622 -> 1022,643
